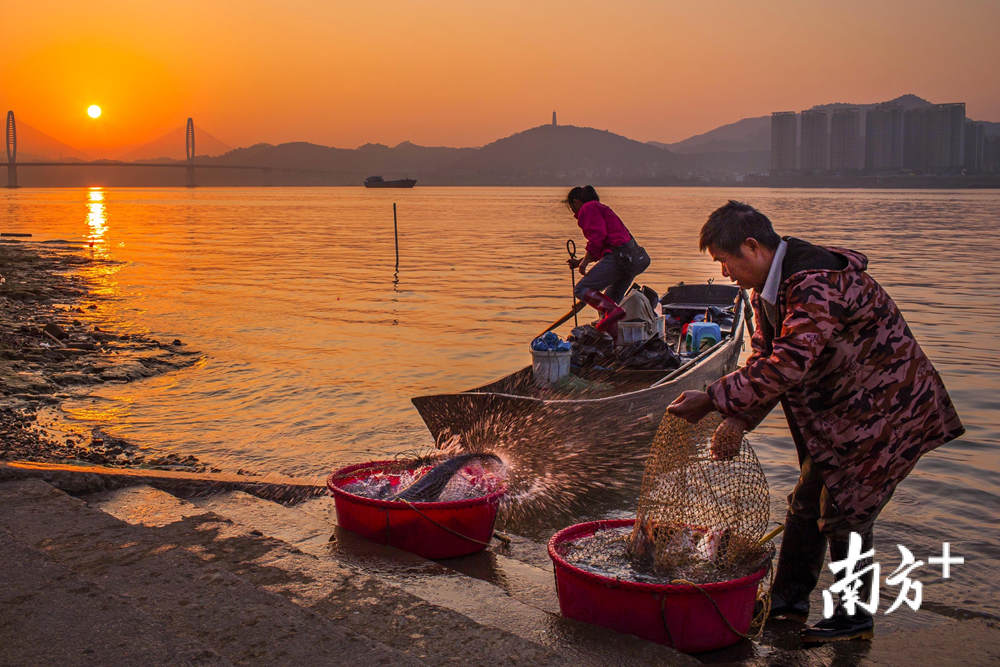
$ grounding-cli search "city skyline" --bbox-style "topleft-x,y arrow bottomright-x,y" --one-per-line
769,99 -> 995,175
1,0 -> 998,158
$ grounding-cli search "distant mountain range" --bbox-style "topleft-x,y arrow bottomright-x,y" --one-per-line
8,93 -> 997,186
9,122 -> 89,162
191,124 -> 693,186
116,125 -> 232,162
9,120 -> 231,162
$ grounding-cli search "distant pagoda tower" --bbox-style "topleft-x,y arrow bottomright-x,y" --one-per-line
552,111 -> 557,127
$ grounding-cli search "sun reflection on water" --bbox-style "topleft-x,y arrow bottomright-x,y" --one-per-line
87,187 -> 107,247
80,186 -> 123,306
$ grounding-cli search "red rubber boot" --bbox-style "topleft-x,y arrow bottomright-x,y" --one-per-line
579,289 -> 626,338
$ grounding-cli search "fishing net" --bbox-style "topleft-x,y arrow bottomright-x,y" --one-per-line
627,411 -> 771,583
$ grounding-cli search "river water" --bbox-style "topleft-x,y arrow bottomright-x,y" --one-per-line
2,186 -> 997,620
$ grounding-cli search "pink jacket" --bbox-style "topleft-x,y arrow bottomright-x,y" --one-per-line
575,201 -> 631,259
707,242 -> 963,525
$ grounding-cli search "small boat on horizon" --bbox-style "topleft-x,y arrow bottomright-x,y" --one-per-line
364,176 -> 417,188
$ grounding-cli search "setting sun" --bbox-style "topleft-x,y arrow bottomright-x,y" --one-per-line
87,104 -> 102,119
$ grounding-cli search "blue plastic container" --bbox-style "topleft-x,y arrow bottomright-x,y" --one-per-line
685,321 -> 721,353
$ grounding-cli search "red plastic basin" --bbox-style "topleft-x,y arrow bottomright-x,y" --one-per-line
548,519 -> 768,653
327,460 -> 505,559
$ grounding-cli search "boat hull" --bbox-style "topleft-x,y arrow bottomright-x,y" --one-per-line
413,333 -> 742,455
364,178 -> 416,188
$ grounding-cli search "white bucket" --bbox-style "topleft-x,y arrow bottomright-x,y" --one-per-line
654,315 -> 666,341
531,347 -> 572,387
619,321 -> 650,345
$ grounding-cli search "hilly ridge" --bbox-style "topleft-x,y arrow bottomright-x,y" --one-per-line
8,93 -> 997,186
117,125 -> 232,162
197,124 -> 690,186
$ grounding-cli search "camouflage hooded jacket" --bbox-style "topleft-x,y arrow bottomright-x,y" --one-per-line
707,238 -> 964,524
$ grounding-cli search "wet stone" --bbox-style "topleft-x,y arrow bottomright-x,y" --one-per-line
43,322 -> 68,340
51,373 -> 99,386
0,242 -> 205,470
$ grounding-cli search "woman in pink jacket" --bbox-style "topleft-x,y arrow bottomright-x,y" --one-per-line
566,185 -> 650,337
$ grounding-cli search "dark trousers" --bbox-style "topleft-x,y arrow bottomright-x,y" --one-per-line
772,451 -> 879,616
574,239 -> 650,303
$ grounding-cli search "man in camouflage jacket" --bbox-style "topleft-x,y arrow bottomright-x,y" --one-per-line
669,201 -> 963,643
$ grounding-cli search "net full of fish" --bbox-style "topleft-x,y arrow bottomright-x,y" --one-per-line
339,453 -> 507,503
558,413 -> 772,585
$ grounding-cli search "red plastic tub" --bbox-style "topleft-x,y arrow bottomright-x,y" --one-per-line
327,460 -> 505,559
548,519 -> 768,653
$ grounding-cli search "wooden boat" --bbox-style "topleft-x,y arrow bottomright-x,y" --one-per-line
411,284 -> 752,473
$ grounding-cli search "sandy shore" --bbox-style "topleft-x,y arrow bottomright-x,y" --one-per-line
0,239 -> 207,470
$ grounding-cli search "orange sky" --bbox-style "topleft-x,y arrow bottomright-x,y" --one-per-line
2,0 -> 998,158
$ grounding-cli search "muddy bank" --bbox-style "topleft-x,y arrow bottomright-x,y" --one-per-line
0,240 -> 208,470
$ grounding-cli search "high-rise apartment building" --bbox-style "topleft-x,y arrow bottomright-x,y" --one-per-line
903,107 -> 930,171
799,110 -> 829,171
985,137 -> 1000,174
770,100 -> 987,176
830,108 -> 864,171
964,120 -> 986,172
905,103 -> 965,171
930,103 -> 965,170
865,104 -> 903,171
770,112 -> 797,172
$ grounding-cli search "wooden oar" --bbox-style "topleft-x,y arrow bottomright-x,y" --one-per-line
537,301 -> 588,339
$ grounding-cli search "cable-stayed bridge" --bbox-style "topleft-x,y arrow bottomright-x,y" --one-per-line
3,113 -> 336,187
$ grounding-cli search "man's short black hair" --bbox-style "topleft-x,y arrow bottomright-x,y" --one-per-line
699,201 -> 781,254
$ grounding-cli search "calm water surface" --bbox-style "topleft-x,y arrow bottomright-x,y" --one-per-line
2,186 -> 997,618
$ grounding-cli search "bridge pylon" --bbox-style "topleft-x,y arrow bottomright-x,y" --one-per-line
5,111 -> 17,188
185,117 -> 196,187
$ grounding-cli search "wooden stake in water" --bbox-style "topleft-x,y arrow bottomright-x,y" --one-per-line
393,202 -> 399,272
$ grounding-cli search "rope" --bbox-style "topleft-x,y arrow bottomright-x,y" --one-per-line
750,561 -> 775,637
658,594 -> 676,647
395,499 -> 492,547
668,560 -> 774,643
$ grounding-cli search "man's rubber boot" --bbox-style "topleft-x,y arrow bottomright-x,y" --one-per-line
579,288 -> 625,338
801,532 -> 875,644
768,515 -> 828,623
767,598 -> 810,624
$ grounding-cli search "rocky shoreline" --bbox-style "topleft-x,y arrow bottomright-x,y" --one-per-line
0,239 -> 207,470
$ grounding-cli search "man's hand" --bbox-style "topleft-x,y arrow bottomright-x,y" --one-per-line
567,257 -> 581,270
710,417 -> 748,460
578,259 -> 590,276
667,390 -> 715,423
